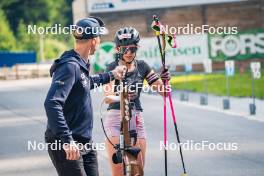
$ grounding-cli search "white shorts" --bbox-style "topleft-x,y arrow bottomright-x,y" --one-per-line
104,109 -> 146,139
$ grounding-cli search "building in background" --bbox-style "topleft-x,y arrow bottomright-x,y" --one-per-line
72,0 -> 264,72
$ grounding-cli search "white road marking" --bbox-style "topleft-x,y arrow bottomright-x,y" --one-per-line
142,94 -> 264,122
0,78 -> 51,90
0,154 -> 52,173
0,116 -> 45,127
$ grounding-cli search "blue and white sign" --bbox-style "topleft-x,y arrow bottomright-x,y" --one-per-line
203,59 -> 212,73
225,60 -> 235,76
184,62 -> 193,72
250,62 -> 261,79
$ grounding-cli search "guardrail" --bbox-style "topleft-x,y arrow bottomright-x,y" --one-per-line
0,63 -> 51,80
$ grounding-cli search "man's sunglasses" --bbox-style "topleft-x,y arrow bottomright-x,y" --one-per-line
119,46 -> 138,54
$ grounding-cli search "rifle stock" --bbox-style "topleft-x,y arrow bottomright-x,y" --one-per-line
120,81 -> 144,176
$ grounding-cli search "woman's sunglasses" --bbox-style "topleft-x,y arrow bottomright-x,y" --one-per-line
119,46 -> 138,54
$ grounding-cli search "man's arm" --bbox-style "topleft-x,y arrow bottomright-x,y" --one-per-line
89,65 -> 126,89
89,72 -> 114,90
44,63 -> 77,144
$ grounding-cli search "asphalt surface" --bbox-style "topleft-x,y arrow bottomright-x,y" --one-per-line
0,78 -> 263,176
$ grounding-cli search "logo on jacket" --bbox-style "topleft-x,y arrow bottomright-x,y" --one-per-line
54,80 -> 65,85
81,72 -> 88,88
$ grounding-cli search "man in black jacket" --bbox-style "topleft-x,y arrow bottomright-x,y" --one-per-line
44,17 -> 125,176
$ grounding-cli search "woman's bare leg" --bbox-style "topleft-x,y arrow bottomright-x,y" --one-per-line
136,139 -> 146,168
106,137 -> 123,176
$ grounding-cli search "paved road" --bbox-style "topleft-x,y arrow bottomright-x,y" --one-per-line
0,78 -> 263,176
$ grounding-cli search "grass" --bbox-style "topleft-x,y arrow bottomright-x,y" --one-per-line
170,71 -> 264,99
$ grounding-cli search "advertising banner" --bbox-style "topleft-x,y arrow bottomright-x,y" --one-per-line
137,34 -> 210,70
209,29 -> 264,61
92,34 -> 210,71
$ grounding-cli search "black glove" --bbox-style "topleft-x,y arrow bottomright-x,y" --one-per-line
160,67 -> 171,81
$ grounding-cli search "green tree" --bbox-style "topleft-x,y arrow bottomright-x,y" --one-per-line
1,0 -> 51,33
0,0 -> 73,34
44,38 -> 68,60
16,20 -> 39,51
0,0 -> 74,57
0,9 -> 16,51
